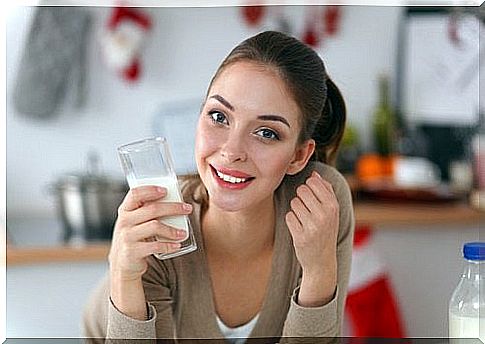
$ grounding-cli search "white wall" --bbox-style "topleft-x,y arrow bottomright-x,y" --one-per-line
6,5 -> 402,217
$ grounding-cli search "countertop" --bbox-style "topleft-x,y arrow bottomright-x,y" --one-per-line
6,200 -> 482,266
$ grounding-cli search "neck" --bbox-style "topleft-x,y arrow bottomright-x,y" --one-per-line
202,195 -> 276,261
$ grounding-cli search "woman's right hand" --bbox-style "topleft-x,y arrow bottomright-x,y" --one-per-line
108,185 -> 193,281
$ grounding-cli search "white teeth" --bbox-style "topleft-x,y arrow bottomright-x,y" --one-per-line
215,169 -> 248,184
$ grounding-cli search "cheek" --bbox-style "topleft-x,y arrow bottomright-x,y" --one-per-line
251,146 -> 295,177
195,122 -> 219,160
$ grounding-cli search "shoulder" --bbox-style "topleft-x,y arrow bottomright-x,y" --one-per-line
178,174 -> 207,206
308,161 -> 349,189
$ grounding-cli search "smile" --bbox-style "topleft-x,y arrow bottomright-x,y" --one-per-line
216,170 -> 248,184
210,165 -> 255,188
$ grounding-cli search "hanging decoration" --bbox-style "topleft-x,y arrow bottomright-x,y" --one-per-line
238,5 -> 344,49
101,7 -> 152,83
323,6 -> 342,36
344,225 -> 406,337
302,7 -> 320,47
302,24 -> 320,47
241,6 -> 266,27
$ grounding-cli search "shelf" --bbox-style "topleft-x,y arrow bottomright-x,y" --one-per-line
6,201 -> 483,266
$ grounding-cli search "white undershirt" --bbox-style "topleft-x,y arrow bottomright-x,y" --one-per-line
216,313 -> 260,344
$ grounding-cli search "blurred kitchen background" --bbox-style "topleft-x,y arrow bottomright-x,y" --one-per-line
6,4 -> 484,339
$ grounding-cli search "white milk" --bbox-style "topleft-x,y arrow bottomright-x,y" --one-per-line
127,175 -> 189,234
449,313 -> 485,343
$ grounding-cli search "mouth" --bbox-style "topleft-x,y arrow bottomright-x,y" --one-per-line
210,164 -> 255,188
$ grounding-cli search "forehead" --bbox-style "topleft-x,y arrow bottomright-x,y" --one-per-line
208,61 -> 301,125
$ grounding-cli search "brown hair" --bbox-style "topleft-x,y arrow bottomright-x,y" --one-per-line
182,31 -> 347,206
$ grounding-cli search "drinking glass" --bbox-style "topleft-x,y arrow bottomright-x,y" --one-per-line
117,137 -> 197,259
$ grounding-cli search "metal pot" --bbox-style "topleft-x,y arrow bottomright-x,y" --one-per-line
52,173 -> 128,243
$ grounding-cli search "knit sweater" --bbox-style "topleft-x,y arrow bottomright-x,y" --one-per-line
82,161 -> 354,342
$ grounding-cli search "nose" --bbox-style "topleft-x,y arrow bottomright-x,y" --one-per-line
220,131 -> 247,163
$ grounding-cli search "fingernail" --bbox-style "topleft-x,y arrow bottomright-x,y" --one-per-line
157,187 -> 166,194
170,242 -> 181,249
183,203 -> 193,211
177,230 -> 186,238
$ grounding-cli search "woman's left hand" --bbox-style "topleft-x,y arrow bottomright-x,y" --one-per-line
285,171 -> 339,305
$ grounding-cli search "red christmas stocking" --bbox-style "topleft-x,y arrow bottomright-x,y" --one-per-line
345,225 -> 406,338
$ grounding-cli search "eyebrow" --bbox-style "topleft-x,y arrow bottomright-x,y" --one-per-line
209,94 -> 291,128
210,94 -> 234,111
257,115 -> 290,128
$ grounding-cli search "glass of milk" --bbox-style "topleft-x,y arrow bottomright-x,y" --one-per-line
117,137 -> 197,260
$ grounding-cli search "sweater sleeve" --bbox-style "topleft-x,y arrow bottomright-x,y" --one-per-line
281,162 -> 355,338
81,257 -> 177,342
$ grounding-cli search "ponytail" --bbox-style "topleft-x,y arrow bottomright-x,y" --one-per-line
310,77 -> 346,166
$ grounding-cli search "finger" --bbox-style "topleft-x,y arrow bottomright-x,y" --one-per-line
128,220 -> 188,243
296,184 -> 322,215
285,211 -> 303,234
306,172 -> 336,204
135,240 -> 181,259
290,197 -> 311,227
312,171 -> 336,195
126,201 -> 193,226
120,186 -> 167,212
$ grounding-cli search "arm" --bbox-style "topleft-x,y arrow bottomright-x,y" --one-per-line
82,185 -> 192,342
282,164 -> 355,337
106,257 -> 177,341
82,259 -> 177,343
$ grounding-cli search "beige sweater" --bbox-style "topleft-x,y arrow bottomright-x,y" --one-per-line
82,161 -> 354,342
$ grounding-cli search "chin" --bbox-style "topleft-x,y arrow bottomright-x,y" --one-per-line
205,188 -> 252,212
211,199 -> 246,213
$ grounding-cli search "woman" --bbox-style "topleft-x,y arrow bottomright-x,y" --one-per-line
83,30 -> 354,342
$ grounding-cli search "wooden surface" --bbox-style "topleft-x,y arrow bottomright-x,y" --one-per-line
7,243 -> 110,266
6,201 -> 483,266
354,201 -> 482,226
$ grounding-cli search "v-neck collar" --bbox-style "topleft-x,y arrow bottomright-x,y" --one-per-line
192,189 -> 286,339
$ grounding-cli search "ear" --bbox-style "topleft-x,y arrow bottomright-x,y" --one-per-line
286,139 -> 316,176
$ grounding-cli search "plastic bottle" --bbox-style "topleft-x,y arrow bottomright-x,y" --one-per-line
449,242 -> 485,342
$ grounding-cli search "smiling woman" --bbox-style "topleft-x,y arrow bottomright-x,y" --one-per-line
82,30 -> 354,343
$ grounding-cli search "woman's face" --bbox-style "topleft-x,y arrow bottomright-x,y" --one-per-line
195,61 -> 314,212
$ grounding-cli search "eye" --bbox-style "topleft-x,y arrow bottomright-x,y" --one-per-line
208,111 -> 228,125
255,128 -> 280,141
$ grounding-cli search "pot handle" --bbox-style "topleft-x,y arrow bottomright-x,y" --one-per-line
86,150 -> 101,176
